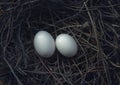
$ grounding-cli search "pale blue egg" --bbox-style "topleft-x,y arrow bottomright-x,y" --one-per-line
34,31 -> 55,58
56,34 -> 78,57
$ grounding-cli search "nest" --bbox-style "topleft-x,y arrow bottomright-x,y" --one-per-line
0,0 -> 120,85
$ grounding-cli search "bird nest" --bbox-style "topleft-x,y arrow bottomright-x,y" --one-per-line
0,0 -> 120,85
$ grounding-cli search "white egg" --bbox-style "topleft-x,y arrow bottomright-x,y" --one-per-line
56,34 -> 78,57
34,31 -> 55,58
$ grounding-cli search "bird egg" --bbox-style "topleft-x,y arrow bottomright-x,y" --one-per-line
56,34 -> 78,57
34,31 -> 55,58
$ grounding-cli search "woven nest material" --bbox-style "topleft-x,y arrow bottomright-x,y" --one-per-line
0,0 -> 120,85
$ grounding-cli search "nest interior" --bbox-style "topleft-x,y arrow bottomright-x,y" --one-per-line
0,0 -> 120,85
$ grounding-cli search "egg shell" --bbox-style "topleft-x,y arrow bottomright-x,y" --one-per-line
56,34 -> 78,57
34,31 -> 55,58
